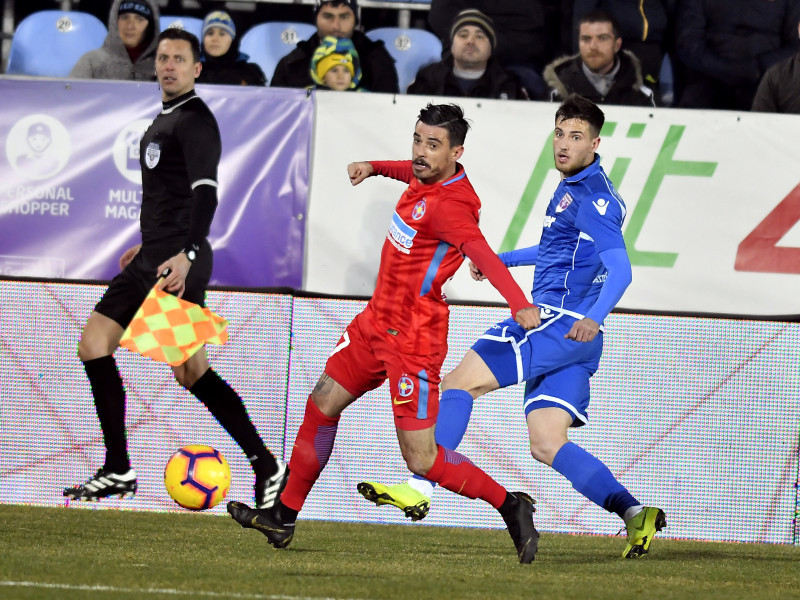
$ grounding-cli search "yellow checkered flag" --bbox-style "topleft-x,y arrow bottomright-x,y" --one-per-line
119,281 -> 228,366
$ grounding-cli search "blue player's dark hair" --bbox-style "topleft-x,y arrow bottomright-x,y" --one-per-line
555,93 -> 605,137
418,103 -> 470,147
157,28 -> 201,63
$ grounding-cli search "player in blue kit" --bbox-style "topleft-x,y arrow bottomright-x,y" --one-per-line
359,93 -> 666,558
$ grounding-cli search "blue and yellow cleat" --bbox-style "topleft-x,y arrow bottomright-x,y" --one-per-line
622,506 -> 667,558
357,481 -> 430,521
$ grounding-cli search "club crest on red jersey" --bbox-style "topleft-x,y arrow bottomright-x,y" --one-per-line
412,199 -> 427,220
555,192 -> 574,213
398,376 -> 414,397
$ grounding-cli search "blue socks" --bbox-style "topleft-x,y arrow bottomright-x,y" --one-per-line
412,388 -> 474,487
551,441 -> 639,518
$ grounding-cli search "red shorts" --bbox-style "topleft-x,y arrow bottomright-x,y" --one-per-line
325,308 -> 446,431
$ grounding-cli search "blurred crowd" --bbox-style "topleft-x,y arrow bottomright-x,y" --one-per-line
7,0 -> 800,112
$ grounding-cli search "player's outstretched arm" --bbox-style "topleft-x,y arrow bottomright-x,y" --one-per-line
498,244 -> 539,267
462,238 -> 540,330
348,161 -> 374,186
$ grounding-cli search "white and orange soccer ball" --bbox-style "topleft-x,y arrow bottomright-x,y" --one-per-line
164,445 -> 231,510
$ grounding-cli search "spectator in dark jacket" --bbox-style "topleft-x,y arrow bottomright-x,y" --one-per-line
408,9 -> 527,99
572,0 -> 676,90
271,0 -> 398,93
545,10 -> 655,106
752,20 -> 800,113
197,10 -> 266,86
676,0 -> 800,110
428,0 -> 568,98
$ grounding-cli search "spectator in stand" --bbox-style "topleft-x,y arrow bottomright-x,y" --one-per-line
271,0 -> 398,93
752,20 -> 800,113
572,0 -> 676,93
310,36 -> 364,91
544,10 -> 656,106
197,10 -> 266,86
70,0 -> 160,81
408,10 -> 528,99
676,0 -> 800,110
428,0 -> 568,99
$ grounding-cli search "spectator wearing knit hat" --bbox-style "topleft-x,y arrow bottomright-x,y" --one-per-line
271,0 -> 398,93
70,0 -> 160,80
428,0 -> 566,97
310,36 -> 363,91
407,9 -> 528,100
197,10 -> 266,86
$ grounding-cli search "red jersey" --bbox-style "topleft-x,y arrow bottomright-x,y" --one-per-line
366,160 -> 486,355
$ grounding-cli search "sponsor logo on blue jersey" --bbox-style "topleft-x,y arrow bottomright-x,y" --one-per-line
412,199 -> 426,220
592,198 -> 610,215
543,215 -> 556,228
388,211 -> 417,254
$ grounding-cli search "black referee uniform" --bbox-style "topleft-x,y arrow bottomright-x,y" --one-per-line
96,89 -> 218,325
66,78 -> 284,506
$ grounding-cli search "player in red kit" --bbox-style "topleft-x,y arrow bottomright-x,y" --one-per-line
227,103 -> 542,563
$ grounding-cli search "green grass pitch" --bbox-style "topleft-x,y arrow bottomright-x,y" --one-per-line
1,503 -> 798,600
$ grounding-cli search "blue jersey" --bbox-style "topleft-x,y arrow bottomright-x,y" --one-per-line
532,155 -> 627,316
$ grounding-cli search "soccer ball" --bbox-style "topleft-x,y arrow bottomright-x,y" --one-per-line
164,445 -> 231,510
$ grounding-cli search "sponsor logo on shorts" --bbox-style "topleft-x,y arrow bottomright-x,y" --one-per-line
392,397 -> 413,405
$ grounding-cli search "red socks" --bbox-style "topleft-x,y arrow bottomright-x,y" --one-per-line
424,446 -> 506,509
280,397 -> 339,511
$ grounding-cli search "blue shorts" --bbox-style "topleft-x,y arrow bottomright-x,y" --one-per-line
471,307 -> 603,427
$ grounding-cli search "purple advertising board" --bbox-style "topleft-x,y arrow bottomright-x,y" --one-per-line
0,78 -> 311,287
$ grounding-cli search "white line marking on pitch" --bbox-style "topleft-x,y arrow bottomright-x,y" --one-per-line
0,581 -> 360,600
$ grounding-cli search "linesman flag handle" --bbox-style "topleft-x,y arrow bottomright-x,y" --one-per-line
119,279 -> 228,366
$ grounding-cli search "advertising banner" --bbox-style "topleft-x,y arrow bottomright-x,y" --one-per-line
0,79 -> 312,287
305,92 -> 800,317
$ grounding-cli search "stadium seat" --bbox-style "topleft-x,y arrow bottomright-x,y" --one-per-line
365,27 -> 442,93
160,15 -> 204,41
6,10 -> 107,77
238,21 -> 317,82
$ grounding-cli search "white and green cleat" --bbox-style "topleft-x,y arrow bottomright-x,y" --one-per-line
357,481 -> 431,521
622,506 -> 667,558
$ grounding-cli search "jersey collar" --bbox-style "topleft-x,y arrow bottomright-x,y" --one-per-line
162,89 -> 198,114
564,154 -> 601,183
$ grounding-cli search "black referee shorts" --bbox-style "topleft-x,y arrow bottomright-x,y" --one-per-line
94,240 -> 213,329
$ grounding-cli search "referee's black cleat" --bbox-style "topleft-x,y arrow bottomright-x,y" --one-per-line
227,501 -> 295,549
501,492 -> 539,564
255,460 -> 289,509
63,468 -> 137,501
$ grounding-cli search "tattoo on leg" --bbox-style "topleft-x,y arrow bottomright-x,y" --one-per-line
314,374 -> 334,394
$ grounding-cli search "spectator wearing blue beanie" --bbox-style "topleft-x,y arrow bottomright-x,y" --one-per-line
197,10 -> 266,86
